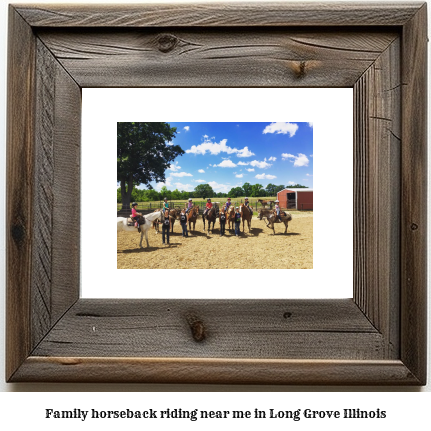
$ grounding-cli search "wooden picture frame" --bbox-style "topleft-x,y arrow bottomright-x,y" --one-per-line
6,2 -> 427,385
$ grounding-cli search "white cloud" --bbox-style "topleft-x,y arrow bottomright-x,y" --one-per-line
174,182 -> 194,191
281,153 -> 295,160
215,159 -> 237,168
194,179 -> 206,183
236,146 -> 255,158
263,122 -> 298,137
255,173 -> 277,180
250,160 -> 272,169
246,168 -> 255,172
186,136 -> 254,158
183,126 -> 190,132
235,174 -> 244,178
198,169 -> 205,173
208,181 -> 230,193
237,161 -> 249,166
170,172 -> 193,177
282,153 -> 309,167
167,161 -> 181,171
167,141 -> 174,146
268,156 -> 277,162
288,181 -> 295,185
155,176 -> 173,190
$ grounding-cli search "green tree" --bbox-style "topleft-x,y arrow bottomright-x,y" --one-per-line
265,183 -> 277,196
228,186 -> 244,198
251,183 -> 265,197
159,186 -> 171,200
117,122 -> 182,209
171,188 -> 181,200
286,183 -> 308,188
194,183 -> 215,198
242,182 -> 252,197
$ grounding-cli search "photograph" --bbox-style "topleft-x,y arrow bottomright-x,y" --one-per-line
117,122 -> 313,270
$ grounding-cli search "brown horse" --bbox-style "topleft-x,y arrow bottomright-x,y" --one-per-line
226,206 -> 236,232
258,199 -> 275,209
240,204 -> 253,233
187,205 -> 199,231
168,208 -> 182,232
202,205 -> 217,233
265,210 -> 292,235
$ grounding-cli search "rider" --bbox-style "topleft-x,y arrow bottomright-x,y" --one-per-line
203,198 -> 213,217
186,197 -> 193,214
244,197 -> 252,214
274,199 -> 282,222
162,197 -> 169,213
131,202 -> 142,228
225,197 -> 232,213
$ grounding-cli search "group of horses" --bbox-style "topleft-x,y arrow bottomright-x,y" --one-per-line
117,202 -> 291,249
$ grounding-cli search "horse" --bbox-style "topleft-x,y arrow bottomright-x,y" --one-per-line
257,208 -> 272,220
225,206 -> 236,232
265,210 -> 292,235
240,204 -> 253,233
258,199 -> 275,209
187,205 -> 199,232
168,208 -> 182,233
202,205 -> 217,233
117,210 -> 164,248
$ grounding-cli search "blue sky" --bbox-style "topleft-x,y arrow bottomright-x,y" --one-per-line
147,122 -> 313,193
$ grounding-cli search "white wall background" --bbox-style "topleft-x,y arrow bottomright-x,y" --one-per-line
0,0 -> 429,411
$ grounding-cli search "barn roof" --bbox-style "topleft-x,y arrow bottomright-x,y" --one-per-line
277,188 -> 313,194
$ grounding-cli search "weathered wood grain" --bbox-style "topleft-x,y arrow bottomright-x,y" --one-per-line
12,357 -> 421,385
32,299 -> 384,360
37,29 -> 398,88
353,38 -> 401,359
15,2 -> 423,27
400,3 -> 428,384
6,8 -> 36,381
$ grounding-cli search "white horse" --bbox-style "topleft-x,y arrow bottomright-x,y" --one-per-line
117,210 -> 164,248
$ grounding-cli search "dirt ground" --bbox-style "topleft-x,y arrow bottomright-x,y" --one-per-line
117,211 -> 313,269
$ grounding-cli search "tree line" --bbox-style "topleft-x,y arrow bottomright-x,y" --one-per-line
117,182 -> 308,203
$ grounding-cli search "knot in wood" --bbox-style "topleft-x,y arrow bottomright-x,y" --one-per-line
411,223 -> 418,231
11,222 -> 26,246
157,34 -> 178,53
186,314 -> 206,342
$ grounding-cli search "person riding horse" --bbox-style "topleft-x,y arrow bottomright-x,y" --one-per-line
274,199 -> 282,222
162,197 -> 169,214
186,197 -> 193,214
131,202 -> 142,228
203,198 -> 212,218
244,197 -> 252,215
224,197 -> 232,212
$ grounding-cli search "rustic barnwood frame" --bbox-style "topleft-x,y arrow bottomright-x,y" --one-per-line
6,2 -> 427,384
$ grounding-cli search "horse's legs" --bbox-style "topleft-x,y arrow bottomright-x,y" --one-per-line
145,228 -> 149,247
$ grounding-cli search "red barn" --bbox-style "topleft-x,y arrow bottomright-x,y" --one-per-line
277,188 -> 313,210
